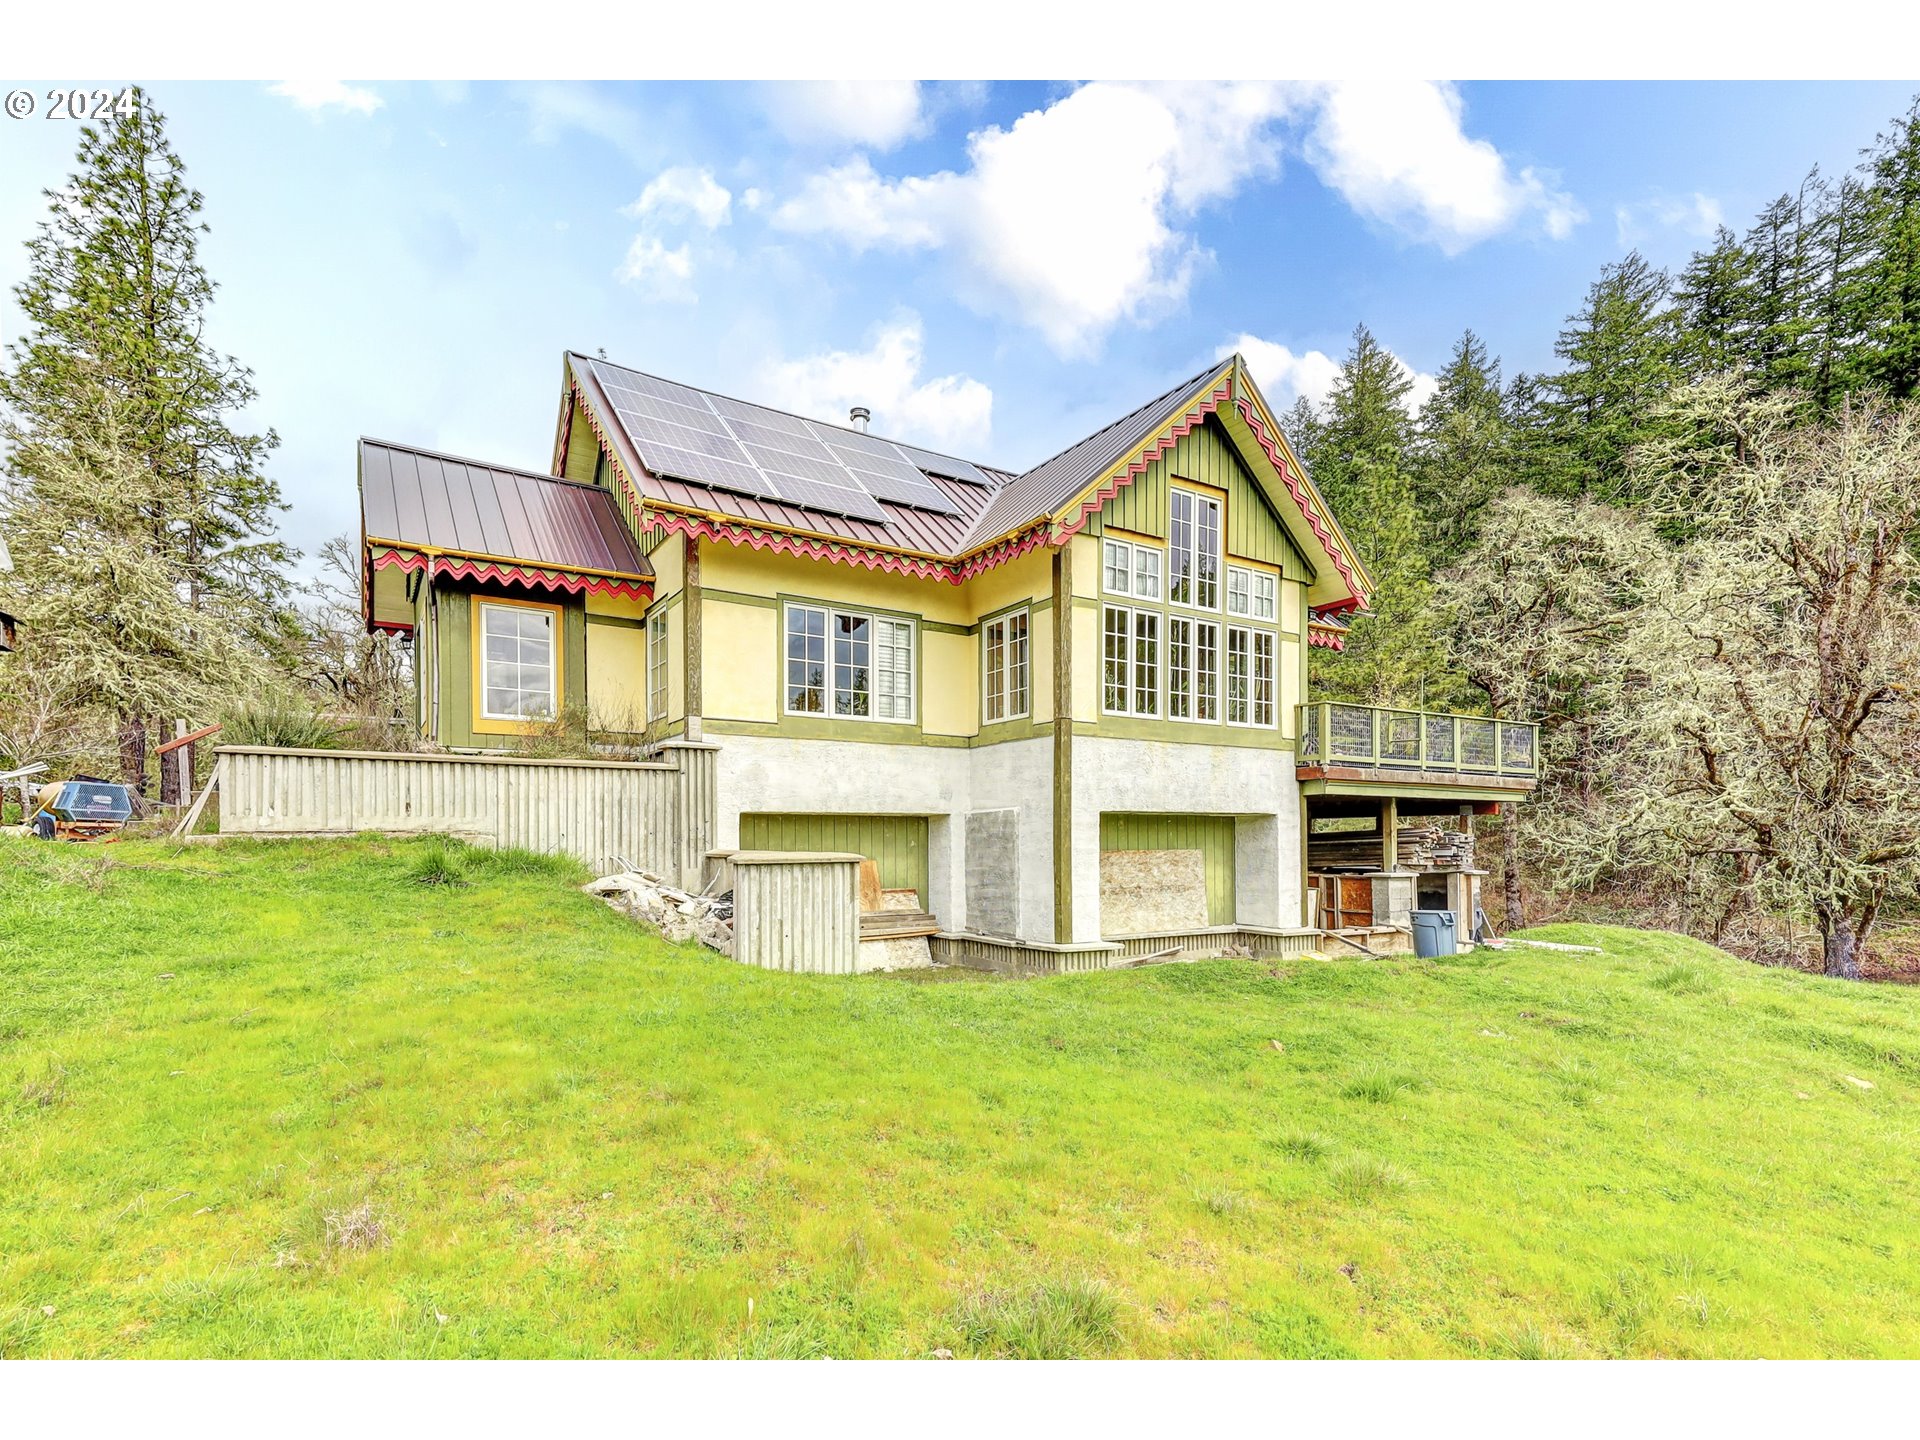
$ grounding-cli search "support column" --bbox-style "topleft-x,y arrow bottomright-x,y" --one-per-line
1381,797 -> 1400,872
683,537 -> 703,742
1052,541 -> 1074,943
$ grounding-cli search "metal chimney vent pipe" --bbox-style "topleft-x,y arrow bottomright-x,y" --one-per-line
849,406 -> 871,432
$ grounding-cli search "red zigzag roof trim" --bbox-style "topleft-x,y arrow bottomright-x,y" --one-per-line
372,548 -> 653,603
1232,396 -> 1366,614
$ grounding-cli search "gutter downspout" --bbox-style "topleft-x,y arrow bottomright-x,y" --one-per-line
427,554 -> 440,743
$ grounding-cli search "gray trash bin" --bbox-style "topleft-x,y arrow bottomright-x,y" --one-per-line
1410,909 -> 1457,958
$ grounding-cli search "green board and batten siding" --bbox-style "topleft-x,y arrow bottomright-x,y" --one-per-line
738,813 -> 931,903
1099,813 -> 1238,927
1092,416 -> 1313,582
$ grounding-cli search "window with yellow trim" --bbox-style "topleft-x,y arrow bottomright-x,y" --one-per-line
479,601 -> 557,722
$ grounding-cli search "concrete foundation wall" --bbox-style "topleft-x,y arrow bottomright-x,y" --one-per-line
711,731 -> 1300,945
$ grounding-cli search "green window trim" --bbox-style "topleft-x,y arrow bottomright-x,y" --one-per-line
782,599 -> 917,725
646,610 -> 669,723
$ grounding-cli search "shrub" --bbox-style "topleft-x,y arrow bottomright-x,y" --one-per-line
406,837 -> 469,887
222,695 -> 347,750
952,1275 -> 1120,1358
1341,1066 -> 1423,1104
1327,1153 -> 1413,1202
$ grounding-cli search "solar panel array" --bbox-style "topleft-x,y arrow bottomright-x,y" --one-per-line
588,359 -> 992,524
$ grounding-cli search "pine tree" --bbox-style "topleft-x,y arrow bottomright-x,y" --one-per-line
1308,325 -> 1441,706
1742,181 -> 1821,397
1536,251 -> 1679,503
1862,100 -> 1920,398
1412,330 -> 1508,564
1672,226 -> 1756,380
0,88 -> 291,791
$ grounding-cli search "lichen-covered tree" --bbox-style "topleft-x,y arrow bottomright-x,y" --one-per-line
1624,385 -> 1920,978
0,88 -> 291,792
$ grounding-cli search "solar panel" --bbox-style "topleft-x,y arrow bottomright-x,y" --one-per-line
848,467 -> 958,514
589,358 -> 986,519
761,471 -> 889,523
897,442 -> 995,487
730,419 -> 837,462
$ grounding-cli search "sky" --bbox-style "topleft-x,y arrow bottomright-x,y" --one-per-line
1,78 -> 1916,577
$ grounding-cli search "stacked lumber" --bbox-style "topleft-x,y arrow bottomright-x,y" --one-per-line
1308,825 -> 1475,872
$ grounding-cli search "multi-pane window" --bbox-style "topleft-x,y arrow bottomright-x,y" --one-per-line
1103,605 -> 1164,718
1253,629 -> 1276,727
786,603 -> 915,721
1102,606 -> 1130,712
984,609 -> 1029,723
1168,616 -> 1192,719
1103,537 -> 1164,602
1226,565 -> 1252,616
1252,571 -> 1277,621
1226,626 -> 1252,724
1194,620 -> 1220,721
1132,610 -> 1160,715
647,610 -> 669,722
785,604 -> 828,713
1170,488 -> 1221,609
479,602 -> 556,721
1133,546 -> 1162,600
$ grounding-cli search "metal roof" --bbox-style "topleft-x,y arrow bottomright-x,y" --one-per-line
956,360 -> 1230,551
359,438 -> 651,579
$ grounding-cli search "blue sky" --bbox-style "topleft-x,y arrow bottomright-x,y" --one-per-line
2,79 -> 1916,575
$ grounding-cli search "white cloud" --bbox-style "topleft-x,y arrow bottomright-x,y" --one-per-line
1303,81 -> 1583,252
1615,192 -> 1725,247
760,315 -> 992,454
771,81 -> 1573,356
1233,332 -> 1436,416
269,80 -> 383,116
763,81 -> 926,150
626,166 -> 732,230
1233,335 -> 1343,411
617,236 -> 696,303
775,83 -> 1302,357
514,82 -> 651,163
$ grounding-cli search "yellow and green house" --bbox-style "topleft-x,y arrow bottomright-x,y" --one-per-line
361,351 -> 1538,952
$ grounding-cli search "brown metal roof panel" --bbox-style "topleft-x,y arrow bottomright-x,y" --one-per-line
466,467 -> 517,559
359,441 -> 400,540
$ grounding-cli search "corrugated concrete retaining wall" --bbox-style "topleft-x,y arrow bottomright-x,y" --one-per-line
729,851 -> 861,974
214,742 -> 718,882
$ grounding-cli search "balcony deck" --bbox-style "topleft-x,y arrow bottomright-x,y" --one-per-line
1296,702 -> 1539,801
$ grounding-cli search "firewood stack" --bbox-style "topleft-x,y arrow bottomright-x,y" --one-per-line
1308,825 -> 1475,872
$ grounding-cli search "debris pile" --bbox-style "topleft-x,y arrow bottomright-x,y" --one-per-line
585,869 -> 733,953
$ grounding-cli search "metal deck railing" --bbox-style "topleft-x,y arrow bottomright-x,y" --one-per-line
1297,702 -> 1539,778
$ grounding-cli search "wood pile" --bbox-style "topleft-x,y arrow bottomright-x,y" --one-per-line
1308,825 -> 1475,872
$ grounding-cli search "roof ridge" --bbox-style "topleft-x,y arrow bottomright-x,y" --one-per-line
1006,357 -> 1229,483
571,350 -> 1006,481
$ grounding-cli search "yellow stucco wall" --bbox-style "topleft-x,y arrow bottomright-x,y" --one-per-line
704,598 -> 778,723
586,621 -> 649,731
922,629 -> 979,737
586,591 -> 650,621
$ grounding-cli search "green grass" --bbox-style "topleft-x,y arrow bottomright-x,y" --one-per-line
2,836 -> 1919,1358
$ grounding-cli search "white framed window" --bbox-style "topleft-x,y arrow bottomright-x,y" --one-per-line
1168,616 -> 1192,719
873,618 -> 915,722
1253,571 -> 1277,621
785,603 -> 828,714
1226,565 -> 1252,616
1133,546 -> 1162,600
1253,629 -> 1276,727
1169,488 -> 1221,610
1102,539 -> 1132,595
984,608 -> 1029,723
478,601 -> 557,722
1132,609 -> 1160,716
785,603 -> 916,722
1104,604 -> 1164,718
1194,620 -> 1220,721
1102,605 -> 1131,713
647,610 -> 669,722
1226,625 -> 1252,724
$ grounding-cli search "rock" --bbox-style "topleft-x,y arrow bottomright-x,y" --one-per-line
931,1348 -> 954,1360
1844,1075 -> 1875,1090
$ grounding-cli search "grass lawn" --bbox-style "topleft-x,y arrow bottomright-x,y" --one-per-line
2,834 -> 1918,1359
